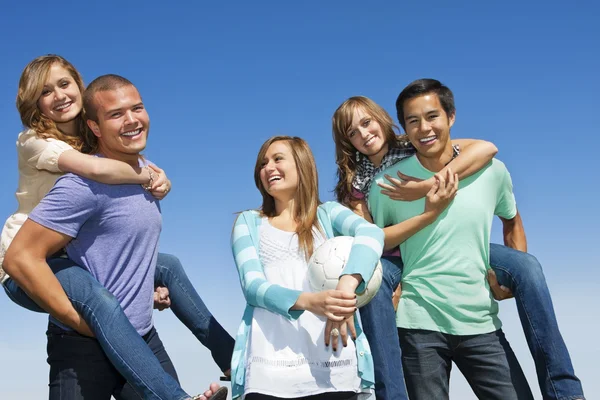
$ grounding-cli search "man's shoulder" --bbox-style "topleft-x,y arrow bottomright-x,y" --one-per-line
54,173 -> 97,190
477,158 -> 510,181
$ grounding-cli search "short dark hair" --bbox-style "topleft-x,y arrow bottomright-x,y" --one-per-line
83,74 -> 135,122
395,79 -> 455,131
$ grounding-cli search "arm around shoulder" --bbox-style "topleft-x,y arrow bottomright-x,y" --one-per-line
58,150 -> 150,185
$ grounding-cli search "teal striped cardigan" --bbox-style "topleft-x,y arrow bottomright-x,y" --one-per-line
230,201 -> 385,399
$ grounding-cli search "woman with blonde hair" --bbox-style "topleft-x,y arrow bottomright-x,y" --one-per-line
1,54 -> 229,400
230,136 -> 384,399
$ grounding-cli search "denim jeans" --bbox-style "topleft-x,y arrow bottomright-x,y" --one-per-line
3,253 -> 234,399
359,245 -> 584,400
155,253 -> 235,373
358,255 -> 406,400
47,322 -> 179,400
398,328 -> 533,400
489,243 -> 584,400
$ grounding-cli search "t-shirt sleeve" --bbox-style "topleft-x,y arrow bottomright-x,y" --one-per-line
20,134 -> 73,173
494,162 -> 517,220
28,175 -> 98,238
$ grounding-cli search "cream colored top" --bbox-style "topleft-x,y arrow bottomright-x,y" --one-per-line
0,130 -> 72,283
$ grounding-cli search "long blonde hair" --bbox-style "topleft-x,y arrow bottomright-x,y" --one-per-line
16,55 -> 91,152
254,136 -> 322,259
331,96 -> 409,206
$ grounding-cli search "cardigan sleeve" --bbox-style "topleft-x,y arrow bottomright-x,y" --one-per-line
325,201 -> 384,293
231,211 -> 304,320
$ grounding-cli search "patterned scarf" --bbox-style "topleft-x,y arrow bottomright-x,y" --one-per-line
352,143 -> 460,202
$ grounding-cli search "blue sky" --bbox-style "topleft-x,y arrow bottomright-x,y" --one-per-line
0,1 -> 598,398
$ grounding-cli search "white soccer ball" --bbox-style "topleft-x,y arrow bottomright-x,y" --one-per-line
307,236 -> 383,308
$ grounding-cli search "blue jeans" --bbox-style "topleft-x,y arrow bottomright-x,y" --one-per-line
154,253 -> 235,373
398,328 -> 533,400
359,256 -> 406,400
3,253 -> 234,399
359,246 -> 584,400
489,244 -> 584,400
47,322 -> 178,400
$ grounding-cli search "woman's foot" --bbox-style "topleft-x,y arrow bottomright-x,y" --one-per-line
191,383 -> 228,400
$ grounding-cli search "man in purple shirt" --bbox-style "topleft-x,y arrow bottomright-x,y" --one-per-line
3,75 -> 224,400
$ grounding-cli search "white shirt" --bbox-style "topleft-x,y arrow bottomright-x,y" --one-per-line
243,218 -> 368,399
0,130 -> 72,283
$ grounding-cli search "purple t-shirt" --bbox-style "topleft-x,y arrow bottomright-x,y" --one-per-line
29,173 -> 162,335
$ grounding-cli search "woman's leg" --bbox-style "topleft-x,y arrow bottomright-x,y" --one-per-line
358,255 -> 407,400
7,257 -> 191,400
154,253 -> 235,374
489,243 -> 584,400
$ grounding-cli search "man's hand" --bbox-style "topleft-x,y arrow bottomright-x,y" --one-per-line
153,286 -> 171,311
392,283 -> 402,311
487,269 -> 514,300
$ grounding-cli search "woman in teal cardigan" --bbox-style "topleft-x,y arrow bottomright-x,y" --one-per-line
230,136 -> 385,400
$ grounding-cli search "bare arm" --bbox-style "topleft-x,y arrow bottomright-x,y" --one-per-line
346,199 -> 373,223
58,149 -> 150,185
347,197 -> 436,251
499,210 -> 527,252
2,220 -> 93,336
380,139 -> 498,201
448,139 -> 498,179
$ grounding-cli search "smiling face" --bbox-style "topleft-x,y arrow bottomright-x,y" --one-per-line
402,93 -> 455,160
347,106 -> 388,164
87,85 -> 149,164
259,140 -> 299,201
37,63 -> 83,127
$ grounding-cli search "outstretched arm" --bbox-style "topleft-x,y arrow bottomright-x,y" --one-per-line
2,220 -> 93,336
379,139 -> 497,201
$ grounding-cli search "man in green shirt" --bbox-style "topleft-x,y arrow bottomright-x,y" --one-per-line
368,79 -> 533,400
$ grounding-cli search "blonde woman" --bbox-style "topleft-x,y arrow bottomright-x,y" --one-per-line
230,136 -> 384,399
1,55 -> 229,400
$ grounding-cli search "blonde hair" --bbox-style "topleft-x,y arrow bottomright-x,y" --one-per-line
16,55 -> 92,153
254,136 -> 322,259
331,96 -> 409,205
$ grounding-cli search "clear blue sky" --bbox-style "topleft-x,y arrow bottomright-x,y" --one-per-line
0,1 -> 598,398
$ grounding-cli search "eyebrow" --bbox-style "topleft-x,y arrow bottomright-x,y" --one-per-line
104,102 -> 144,116
347,116 -> 371,133
406,109 -> 440,119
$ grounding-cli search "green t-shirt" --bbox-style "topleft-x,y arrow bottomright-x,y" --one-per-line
369,156 -> 517,335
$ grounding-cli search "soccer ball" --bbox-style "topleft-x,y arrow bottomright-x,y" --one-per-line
307,236 -> 383,308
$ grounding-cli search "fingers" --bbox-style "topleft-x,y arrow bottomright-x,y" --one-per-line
329,290 -> 357,301
384,174 -> 404,188
338,322 -> 348,348
397,171 -> 423,182
377,182 -> 396,191
331,323 -> 339,351
347,317 -> 357,341
487,269 -> 499,288
426,177 -> 440,197
324,319 -> 332,346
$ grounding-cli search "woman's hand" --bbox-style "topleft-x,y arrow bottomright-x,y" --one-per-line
304,290 -> 357,321
325,314 -> 357,351
378,171 -> 430,201
147,165 -> 172,200
423,168 -> 459,218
